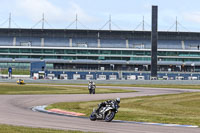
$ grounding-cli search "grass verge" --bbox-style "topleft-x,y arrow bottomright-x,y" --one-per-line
46,92 -> 200,126
0,83 -> 135,94
28,83 -> 200,90
0,69 -> 30,75
0,124 -> 93,133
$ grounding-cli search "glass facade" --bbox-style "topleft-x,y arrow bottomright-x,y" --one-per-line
0,47 -> 200,71
0,63 -> 30,69
0,48 -> 199,61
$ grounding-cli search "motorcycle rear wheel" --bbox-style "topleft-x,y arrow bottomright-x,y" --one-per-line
105,110 -> 115,122
92,89 -> 95,94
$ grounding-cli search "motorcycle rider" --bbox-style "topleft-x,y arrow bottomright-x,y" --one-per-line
96,98 -> 120,114
88,80 -> 96,94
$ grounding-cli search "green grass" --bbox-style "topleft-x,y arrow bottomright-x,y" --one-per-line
35,83 -> 200,90
0,69 -> 30,75
47,92 -> 200,126
0,124 -> 93,133
0,83 -> 135,95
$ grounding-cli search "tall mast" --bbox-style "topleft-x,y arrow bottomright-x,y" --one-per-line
9,13 -> 11,28
76,14 -> 78,29
109,15 -> 111,30
42,13 -> 45,29
176,16 -> 178,32
142,16 -> 145,31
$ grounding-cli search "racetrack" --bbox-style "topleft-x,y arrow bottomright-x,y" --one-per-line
0,85 -> 200,133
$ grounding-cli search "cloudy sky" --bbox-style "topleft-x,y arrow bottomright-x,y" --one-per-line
0,0 -> 200,32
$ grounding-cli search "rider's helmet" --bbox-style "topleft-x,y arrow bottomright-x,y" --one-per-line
116,98 -> 120,104
89,80 -> 92,83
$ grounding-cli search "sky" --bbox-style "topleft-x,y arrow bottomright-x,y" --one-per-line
1,0 -> 200,32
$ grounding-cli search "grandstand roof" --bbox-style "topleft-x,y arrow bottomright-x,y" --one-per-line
0,28 -> 200,40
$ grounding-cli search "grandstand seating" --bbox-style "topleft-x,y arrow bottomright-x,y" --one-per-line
100,38 -> 126,48
158,40 -> 182,49
1,35 -> 200,50
129,39 -> 150,49
72,37 -> 97,47
16,37 -> 41,46
0,36 -> 13,46
44,37 -> 69,47
184,40 -> 200,50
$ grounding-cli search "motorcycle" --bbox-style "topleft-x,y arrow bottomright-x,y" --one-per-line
88,83 -> 96,94
89,102 -> 119,122
16,79 -> 25,85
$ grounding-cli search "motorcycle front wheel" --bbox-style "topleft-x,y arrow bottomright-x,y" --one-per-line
89,112 -> 97,121
105,110 -> 115,122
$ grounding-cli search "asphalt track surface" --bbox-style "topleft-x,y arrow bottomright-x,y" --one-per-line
1,85 -> 200,133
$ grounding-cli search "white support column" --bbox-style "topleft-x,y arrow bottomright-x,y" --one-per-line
69,38 -> 72,47
13,37 -> 16,46
126,39 -> 129,48
97,38 -> 101,48
41,38 -> 44,47
181,41 -> 185,49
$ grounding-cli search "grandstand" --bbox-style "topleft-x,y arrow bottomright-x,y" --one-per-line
1,28 -> 200,80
